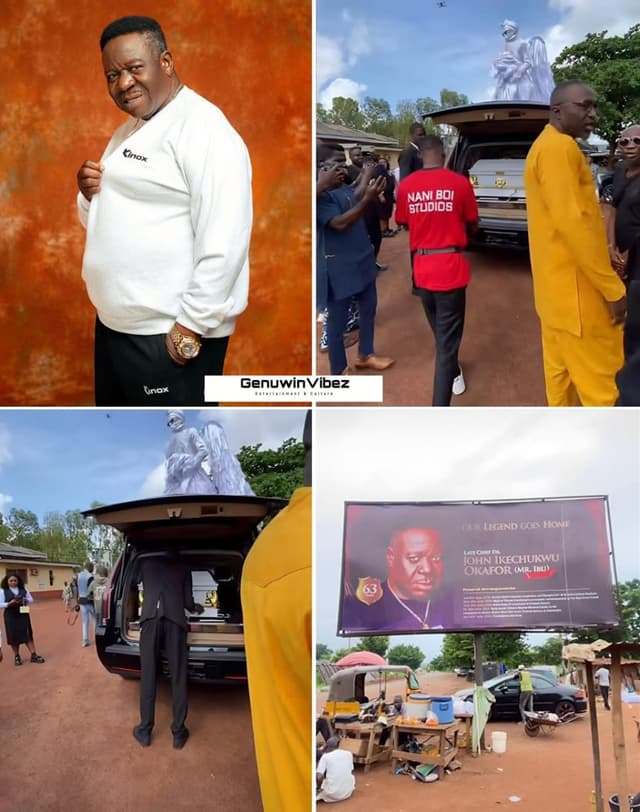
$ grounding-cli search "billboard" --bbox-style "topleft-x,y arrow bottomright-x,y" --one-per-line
338,498 -> 618,636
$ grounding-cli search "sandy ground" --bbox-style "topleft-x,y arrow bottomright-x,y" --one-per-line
316,230 -> 547,407
317,671 -> 640,812
2,602 -> 262,811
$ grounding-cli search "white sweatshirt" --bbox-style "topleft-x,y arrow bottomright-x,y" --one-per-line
78,86 -> 252,338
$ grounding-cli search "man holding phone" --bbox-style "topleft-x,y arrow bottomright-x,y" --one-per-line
317,144 -> 394,375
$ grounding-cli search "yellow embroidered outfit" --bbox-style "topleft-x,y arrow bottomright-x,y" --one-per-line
524,124 -> 625,405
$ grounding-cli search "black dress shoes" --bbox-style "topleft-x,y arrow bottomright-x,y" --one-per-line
133,725 -> 151,747
173,728 -> 190,750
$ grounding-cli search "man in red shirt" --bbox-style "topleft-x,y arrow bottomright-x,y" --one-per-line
396,135 -> 479,405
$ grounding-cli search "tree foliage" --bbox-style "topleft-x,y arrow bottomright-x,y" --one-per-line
388,644 -> 425,671
428,654 -> 448,672
317,88 -> 470,148
567,581 -> 640,644
439,632 -> 530,669
317,643 -> 333,660
355,636 -> 389,658
529,637 -> 564,665
1,505 -> 121,567
440,633 -> 475,669
553,25 -> 640,157
236,437 -> 305,499
482,633 -> 531,667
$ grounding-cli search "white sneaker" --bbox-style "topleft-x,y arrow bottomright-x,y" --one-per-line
452,368 -> 466,396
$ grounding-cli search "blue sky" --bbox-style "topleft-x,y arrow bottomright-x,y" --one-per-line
0,409 -> 306,522
315,409 -> 640,662
317,0 -> 639,110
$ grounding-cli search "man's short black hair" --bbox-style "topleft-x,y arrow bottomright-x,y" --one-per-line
417,135 -> 445,152
550,80 -> 592,106
100,16 -> 168,54
409,122 -> 425,137
317,143 -> 344,164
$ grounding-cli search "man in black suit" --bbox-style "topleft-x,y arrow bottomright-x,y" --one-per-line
134,554 -> 203,749
398,122 -> 427,180
346,146 -> 384,268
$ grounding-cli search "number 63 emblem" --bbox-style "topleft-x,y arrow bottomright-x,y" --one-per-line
356,577 -> 383,605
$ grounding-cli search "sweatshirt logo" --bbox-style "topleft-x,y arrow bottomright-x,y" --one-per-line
144,385 -> 169,395
123,148 -> 148,162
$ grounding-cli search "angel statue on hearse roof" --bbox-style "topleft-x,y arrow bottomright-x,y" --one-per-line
490,19 -> 555,104
163,410 -> 254,496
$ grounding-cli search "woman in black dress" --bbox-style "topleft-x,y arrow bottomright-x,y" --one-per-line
1,574 -> 45,665
376,158 -> 396,237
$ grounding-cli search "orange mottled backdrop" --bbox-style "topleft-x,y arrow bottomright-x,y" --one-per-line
0,1 -> 311,405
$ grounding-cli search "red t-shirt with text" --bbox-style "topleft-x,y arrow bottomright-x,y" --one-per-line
396,168 -> 479,291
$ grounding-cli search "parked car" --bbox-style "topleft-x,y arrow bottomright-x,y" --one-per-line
84,494 -> 285,683
454,671 -> 586,721
454,666 -> 471,677
425,101 -> 550,248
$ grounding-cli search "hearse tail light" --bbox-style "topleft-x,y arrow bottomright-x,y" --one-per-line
102,586 -> 112,624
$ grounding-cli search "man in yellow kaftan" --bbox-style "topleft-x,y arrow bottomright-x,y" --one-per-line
524,81 -> 626,406
241,412 -> 312,811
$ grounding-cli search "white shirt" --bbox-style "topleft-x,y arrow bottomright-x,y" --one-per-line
78,86 -> 252,338
317,749 -> 355,802
595,667 -> 610,687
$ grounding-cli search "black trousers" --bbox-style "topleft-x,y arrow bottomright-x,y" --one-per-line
139,617 -> 188,735
600,685 -> 610,709
417,286 -> 466,407
94,318 -> 229,406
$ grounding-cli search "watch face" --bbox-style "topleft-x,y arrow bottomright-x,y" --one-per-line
180,338 -> 199,358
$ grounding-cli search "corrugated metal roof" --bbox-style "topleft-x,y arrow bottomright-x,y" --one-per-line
317,121 -> 399,148
0,543 -> 47,561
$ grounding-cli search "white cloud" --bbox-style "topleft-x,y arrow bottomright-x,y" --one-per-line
317,12 -> 372,104
0,493 -> 13,513
544,0 -> 639,61
319,77 -> 368,109
197,409 -> 305,453
138,463 -> 166,499
317,35 -> 346,87
0,425 -> 13,468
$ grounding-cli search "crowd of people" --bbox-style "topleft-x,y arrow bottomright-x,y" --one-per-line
316,80 -> 640,406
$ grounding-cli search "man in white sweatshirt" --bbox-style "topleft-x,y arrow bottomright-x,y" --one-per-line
77,16 -> 252,406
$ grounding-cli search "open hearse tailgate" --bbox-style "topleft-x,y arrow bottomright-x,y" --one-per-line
83,495 -> 286,542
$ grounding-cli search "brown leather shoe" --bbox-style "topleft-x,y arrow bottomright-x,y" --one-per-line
354,354 -> 395,371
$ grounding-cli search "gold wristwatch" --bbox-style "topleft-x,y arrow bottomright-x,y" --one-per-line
170,326 -> 202,360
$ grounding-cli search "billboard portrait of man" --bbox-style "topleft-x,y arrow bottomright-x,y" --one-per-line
338,499 -> 618,637
340,523 -> 454,634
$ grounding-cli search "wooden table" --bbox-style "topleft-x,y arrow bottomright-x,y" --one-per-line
455,713 -> 473,748
334,721 -> 391,772
390,720 -> 462,777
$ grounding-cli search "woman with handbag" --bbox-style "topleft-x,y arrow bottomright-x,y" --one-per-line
0,574 -> 45,665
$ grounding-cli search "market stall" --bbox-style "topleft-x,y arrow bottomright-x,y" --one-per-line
563,640 -> 640,812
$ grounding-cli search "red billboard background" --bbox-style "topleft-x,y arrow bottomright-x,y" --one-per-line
338,498 -> 618,636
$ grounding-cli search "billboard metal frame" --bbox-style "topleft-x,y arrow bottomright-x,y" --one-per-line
337,495 -> 620,637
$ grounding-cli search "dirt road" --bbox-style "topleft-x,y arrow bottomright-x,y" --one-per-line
316,231 -> 547,406
2,602 -> 262,811
318,672 -> 640,811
